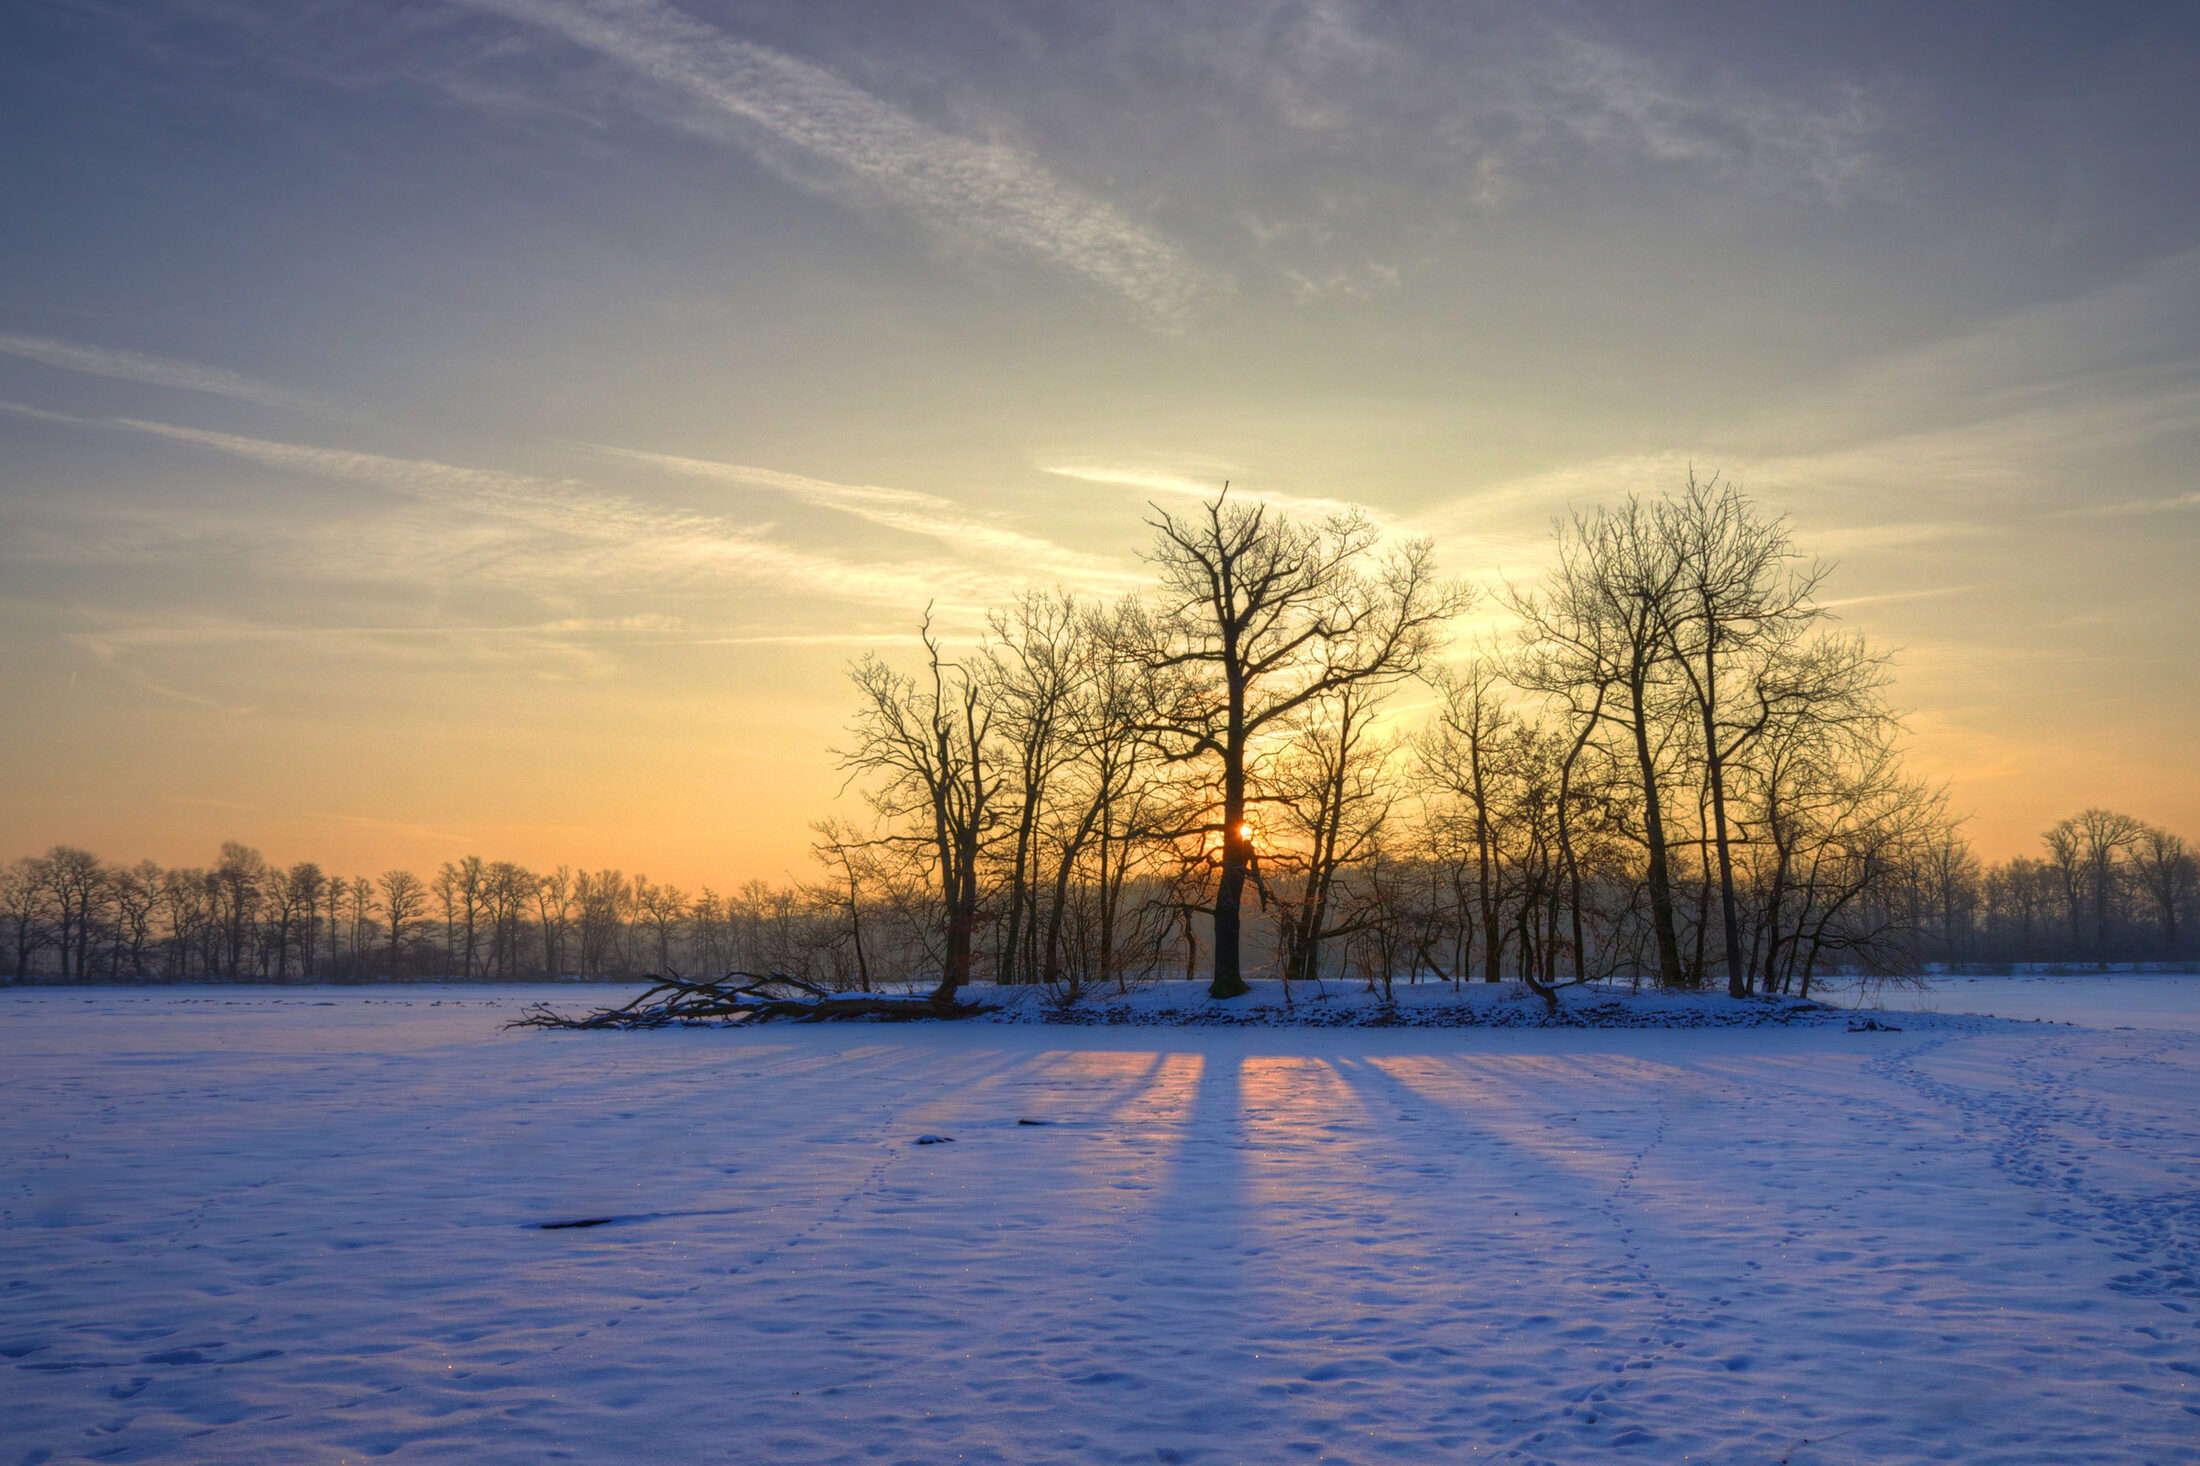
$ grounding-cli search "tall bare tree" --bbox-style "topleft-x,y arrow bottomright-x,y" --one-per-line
1511,499 -> 1691,986
989,591 -> 1093,984
840,611 -> 1003,1004
1655,477 -> 1830,997
1130,488 -> 1460,997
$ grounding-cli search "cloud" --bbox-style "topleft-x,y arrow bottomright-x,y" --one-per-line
101,416 -> 1001,612
1537,34 -> 1885,199
1411,250 -> 2200,556
0,397 -> 99,426
0,332 -> 341,415
460,0 -> 1212,321
1036,461 -> 1389,528
1819,584 -> 1981,611
591,444 -> 1139,591
2046,489 -> 2200,519
1126,4 -> 1892,210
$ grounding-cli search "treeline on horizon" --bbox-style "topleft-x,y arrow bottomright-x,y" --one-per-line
6,480 -> 2195,994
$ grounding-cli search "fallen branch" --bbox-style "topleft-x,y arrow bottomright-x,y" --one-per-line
506,973 -> 993,1029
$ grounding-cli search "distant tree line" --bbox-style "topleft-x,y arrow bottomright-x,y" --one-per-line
1910,810 -> 2195,969
0,843 -> 917,987
6,481 -> 2189,993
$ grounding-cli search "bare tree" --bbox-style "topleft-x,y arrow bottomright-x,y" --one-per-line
213,842 -> 266,978
573,870 -> 627,977
111,861 -> 161,979
1655,477 -> 1831,997
155,867 -> 211,979
637,878 -> 687,977
988,591 -> 1093,984
534,865 -> 574,978
268,862 -> 321,982
1027,600 -> 1169,997
1272,681 -> 1401,991
1981,855 -> 2052,963
2048,809 -> 2145,964
840,612 -> 1004,1003
377,869 -> 427,977
1918,826 -> 1979,967
36,846 -> 109,982
481,862 -> 536,979
1511,499 -> 1691,986
1,856 -> 54,981
1786,769 -> 1948,995
433,856 -> 488,979
2043,819 -> 2087,957
810,820 -> 880,991
2132,826 -> 2195,956
1130,488 -> 1461,997
1506,611 -> 1618,987
339,876 -> 371,972
1417,662 -> 1516,983
1737,641 -> 1903,991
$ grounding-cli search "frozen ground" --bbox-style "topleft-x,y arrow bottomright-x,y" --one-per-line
5,982 -> 2199,1465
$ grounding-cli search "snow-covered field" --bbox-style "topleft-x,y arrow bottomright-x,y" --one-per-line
5,981 -> 2198,1464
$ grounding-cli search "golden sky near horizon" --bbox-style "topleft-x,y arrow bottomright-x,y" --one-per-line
3,1 -> 2196,886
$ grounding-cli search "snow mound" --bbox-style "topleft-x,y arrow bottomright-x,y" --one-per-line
974,980 -> 1960,1030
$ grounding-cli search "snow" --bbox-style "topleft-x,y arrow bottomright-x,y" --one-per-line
6,982 -> 2199,1464
1821,970 -> 2200,1033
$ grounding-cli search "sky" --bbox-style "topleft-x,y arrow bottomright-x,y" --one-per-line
3,0 -> 2197,886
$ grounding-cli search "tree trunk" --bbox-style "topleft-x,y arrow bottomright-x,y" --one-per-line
1629,676 -> 1685,986
1701,689 -> 1747,996
1210,707 -> 1252,997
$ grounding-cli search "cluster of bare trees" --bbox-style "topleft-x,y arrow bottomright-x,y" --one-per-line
823,479 -> 1985,1002
11,481 -> 2175,994
1911,810 -> 2196,968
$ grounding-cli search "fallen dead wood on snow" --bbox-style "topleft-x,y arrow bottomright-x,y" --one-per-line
506,973 -> 991,1029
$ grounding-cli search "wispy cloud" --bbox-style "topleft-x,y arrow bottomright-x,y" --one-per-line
0,332 -> 340,415
0,399 -> 91,431
1036,461 -> 1389,528
64,618 -> 262,714
1414,251 -> 2200,554
1820,584 -> 1981,611
1134,3 -> 1892,247
100,417 -> 999,612
60,606 -> 933,705
593,444 -> 1138,591
2045,489 -> 2200,519
1538,34 -> 1886,200
460,0 -> 1212,321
